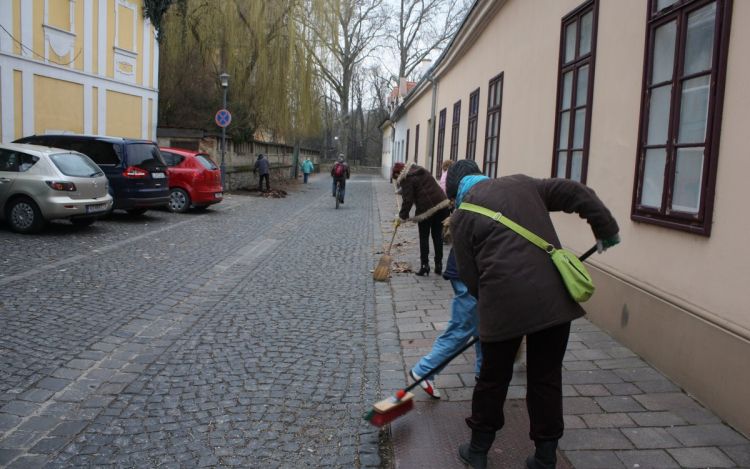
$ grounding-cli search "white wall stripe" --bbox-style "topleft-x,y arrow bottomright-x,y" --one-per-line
0,0 -> 13,53
21,70 -> 33,135
141,92 -> 148,139
142,19 -> 150,88
98,85 -> 106,135
151,96 -> 157,140
84,82 -> 92,133
21,0 -> 32,59
152,37 -> 159,90
0,65 -> 15,143
84,0 -> 93,73
98,0 -> 106,76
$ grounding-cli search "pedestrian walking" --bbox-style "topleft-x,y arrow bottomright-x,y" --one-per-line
253,153 -> 270,192
409,247 -> 481,399
392,162 -> 451,276
301,157 -> 314,184
446,159 -> 620,469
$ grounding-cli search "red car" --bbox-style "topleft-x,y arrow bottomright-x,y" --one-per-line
159,147 -> 223,213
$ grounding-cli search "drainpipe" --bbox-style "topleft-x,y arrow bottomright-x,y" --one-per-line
425,74 -> 437,175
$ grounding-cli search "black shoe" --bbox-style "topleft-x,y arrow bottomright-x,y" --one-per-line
434,260 -> 443,275
525,440 -> 558,469
415,264 -> 430,276
340,198 -> 345,204
458,431 -> 495,469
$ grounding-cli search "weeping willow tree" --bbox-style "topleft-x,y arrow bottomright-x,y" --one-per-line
157,0 -> 322,143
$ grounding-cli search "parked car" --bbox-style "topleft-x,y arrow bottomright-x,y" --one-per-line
159,147 -> 223,213
13,135 -> 169,215
0,143 -> 113,234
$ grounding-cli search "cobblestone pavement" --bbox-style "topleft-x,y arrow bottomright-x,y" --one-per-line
372,178 -> 750,468
0,174 -> 382,468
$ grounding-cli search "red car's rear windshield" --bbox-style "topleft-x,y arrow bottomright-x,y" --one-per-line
196,154 -> 218,170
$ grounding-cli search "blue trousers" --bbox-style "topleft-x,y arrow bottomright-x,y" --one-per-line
303,173 -> 309,183
413,279 -> 482,379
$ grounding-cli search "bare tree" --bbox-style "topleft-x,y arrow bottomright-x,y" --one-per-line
300,0 -> 388,155
388,0 -> 470,80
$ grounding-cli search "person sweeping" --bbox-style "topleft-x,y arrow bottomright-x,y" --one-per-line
392,162 -> 451,276
446,160 -> 620,469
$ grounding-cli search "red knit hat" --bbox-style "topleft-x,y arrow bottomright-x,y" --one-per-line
392,162 -> 406,179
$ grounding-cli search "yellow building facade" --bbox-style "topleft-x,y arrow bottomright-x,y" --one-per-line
0,0 -> 159,143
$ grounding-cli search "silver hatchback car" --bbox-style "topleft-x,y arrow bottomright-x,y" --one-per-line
0,143 -> 114,234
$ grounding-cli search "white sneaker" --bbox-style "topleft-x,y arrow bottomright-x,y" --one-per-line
410,369 -> 441,399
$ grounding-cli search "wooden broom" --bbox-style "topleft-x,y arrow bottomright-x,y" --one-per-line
373,223 -> 399,281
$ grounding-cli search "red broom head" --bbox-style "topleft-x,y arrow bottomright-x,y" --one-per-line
367,399 -> 414,427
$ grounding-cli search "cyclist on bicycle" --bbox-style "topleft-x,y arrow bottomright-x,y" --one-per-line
331,154 -> 350,204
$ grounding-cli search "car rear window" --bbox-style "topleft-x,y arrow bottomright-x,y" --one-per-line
196,154 -> 218,170
49,152 -> 103,177
127,144 -> 166,171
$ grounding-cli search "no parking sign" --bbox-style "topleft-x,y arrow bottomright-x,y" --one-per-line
215,109 -> 232,127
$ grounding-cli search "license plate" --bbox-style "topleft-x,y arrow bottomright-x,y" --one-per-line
214,192 -> 223,199
152,172 -> 166,179
86,204 -> 107,213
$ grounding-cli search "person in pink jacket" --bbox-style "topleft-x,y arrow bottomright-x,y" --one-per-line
439,159 -> 454,193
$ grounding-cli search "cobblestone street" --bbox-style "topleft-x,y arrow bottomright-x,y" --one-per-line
1,173 -> 749,469
0,174 -> 382,468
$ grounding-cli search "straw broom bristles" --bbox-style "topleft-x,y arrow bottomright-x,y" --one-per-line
373,224 -> 399,281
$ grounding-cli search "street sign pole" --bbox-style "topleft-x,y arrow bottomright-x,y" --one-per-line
221,88 -> 227,191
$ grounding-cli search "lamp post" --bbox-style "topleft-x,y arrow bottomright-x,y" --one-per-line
219,73 -> 230,191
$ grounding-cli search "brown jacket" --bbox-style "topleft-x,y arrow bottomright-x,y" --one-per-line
450,174 -> 619,342
396,163 -> 450,223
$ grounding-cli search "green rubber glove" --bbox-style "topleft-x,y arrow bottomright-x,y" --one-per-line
596,233 -> 620,254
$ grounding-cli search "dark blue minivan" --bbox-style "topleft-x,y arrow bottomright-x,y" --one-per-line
14,135 -> 170,215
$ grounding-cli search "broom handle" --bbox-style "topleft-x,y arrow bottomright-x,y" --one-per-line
403,246 -> 597,394
386,225 -> 398,255
579,245 -> 597,262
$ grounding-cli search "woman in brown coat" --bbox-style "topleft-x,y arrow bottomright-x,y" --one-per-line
392,162 -> 451,275
446,160 -> 620,469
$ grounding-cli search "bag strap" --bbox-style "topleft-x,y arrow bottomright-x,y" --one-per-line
459,202 -> 555,254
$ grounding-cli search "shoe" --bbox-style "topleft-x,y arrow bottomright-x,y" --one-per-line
332,193 -> 336,197
458,430 -> 495,469
434,260 -> 443,275
409,369 -> 440,399
525,440 -> 558,469
340,198 -> 345,204
415,264 -> 430,276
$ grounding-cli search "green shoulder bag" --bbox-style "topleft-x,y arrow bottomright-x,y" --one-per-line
459,202 -> 595,302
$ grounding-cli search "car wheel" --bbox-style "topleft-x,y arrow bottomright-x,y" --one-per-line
7,197 -> 45,234
168,188 -> 191,213
126,208 -> 148,216
70,217 -> 97,227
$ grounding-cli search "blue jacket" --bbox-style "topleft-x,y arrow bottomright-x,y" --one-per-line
443,249 -> 459,281
301,160 -> 314,174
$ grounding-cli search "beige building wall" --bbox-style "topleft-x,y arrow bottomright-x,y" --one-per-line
395,0 -> 750,436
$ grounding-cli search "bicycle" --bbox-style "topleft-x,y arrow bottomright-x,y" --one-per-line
335,180 -> 342,209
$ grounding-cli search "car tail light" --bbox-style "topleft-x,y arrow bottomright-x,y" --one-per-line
46,181 -> 77,191
123,166 -> 148,178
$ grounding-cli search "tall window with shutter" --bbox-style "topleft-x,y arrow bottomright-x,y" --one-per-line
414,125 -> 420,164
466,89 -> 480,161
483,73 -> 503,178
632,0 -> 732,235
436,109 -> 447,177
450,101 -> 461,161
552,0 -> 598,184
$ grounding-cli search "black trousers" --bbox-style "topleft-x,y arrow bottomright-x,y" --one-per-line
466,321 -> 571,442
258,174 -> 270,191
417,208 -> 449,266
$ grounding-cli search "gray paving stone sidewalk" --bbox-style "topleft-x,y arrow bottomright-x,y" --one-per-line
371,176 -> 750,468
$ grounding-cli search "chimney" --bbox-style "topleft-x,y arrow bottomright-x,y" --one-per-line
421,59 -> 433,78
399,77 -> 407,97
